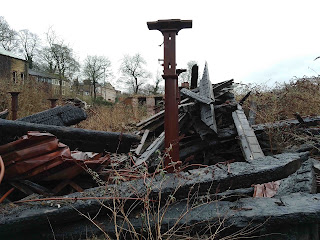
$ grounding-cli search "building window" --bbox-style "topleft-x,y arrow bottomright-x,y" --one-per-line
20,73 -> 25,81
62,89 -> 65,95
12,71 -> 17,83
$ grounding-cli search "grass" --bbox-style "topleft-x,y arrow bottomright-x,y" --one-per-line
235,76 -> 320,153
77,103 -> 147,132
237,76 -> 320,124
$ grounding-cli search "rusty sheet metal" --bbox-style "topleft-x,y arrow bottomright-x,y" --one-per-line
0,131 -> 109,181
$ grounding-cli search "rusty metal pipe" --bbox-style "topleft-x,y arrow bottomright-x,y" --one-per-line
48,98 -> 58,108
8,92 -> 20,120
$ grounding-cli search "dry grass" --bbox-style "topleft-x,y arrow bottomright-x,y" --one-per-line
78,103 -> 148,133
238,77 -> 320,124
236,76 -> 320,153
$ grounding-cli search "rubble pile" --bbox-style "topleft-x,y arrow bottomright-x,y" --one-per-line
1,65 -> 320,239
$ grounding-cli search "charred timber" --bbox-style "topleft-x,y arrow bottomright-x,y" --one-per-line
17,105 -> 87,126
32,193 -> 320,240
0,153 -> 307,238
0,119 -> 139,153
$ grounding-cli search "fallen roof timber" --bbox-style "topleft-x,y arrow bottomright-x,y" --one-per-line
17,105 -> 87,126
22,193 -> 320,240
0,153 -> 307,238
0,119 -> 140,153
252,116 -> 320,131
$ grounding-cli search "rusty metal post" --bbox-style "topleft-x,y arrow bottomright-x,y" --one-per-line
147,19 -> 192,171
8,92 -> 20,120
48,98 -> 58,108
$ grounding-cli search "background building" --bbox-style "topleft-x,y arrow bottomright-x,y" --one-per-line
0,48 -> 28,84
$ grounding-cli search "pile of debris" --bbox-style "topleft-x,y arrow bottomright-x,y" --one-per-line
1,65 -> 320,239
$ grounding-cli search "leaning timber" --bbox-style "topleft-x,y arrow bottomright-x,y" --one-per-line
18,105 -> 87,126
232,104 -> 264,161
0,119 -> 140,153
199,63 -> 217,133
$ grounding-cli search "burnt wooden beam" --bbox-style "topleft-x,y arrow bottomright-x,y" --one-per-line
239,91 -> 251,106
275,159 -> 317,197
190,64 -> 198,89
252,116 -> 320,132
48,193 -> 320,240
18,105 -> 87,126
0,119 -> 140,153
0,152 -> 307,239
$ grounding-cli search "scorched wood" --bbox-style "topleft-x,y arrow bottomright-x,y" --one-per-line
0,119 -> 139,153
17,105 -> 87,126
0,152 -> 307,238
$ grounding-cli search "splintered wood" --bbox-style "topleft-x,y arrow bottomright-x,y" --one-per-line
199,63 -> 217,133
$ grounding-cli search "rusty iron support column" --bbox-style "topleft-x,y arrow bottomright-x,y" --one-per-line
48,98 -> 58,108
8,92 -> 20,120
147,19 -> 192,171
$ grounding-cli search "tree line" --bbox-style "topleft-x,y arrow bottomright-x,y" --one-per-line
0,16 -> 163,98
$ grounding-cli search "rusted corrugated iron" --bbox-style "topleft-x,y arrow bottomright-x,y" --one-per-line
0,131 -> 110,181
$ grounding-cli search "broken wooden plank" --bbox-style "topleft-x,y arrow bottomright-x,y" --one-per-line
239,91 -> 251,105
136,98 -> 190,128
232,104 -> 264,161
0,119 -> 140,153
199,63 -> 217,133
134,132 -> 164,166
180,88 -> 213,104
18,105 -> 87,126
135,129 -> 150,155
134,113 -> 187,166
190,115 -> 216,140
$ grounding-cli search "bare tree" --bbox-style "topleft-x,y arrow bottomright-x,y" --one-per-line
178,60 -> 198,84
0,16 -> 18,51
119,53 -> 151,94
83,55 -> 112,100
41,28 -> 79,95
141,71 -> 164,95
18,29 -> 40,69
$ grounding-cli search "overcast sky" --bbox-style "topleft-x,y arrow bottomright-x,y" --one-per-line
2,0 -> 320,88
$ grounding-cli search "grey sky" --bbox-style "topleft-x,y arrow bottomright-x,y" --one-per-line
1,0 -> 320,88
